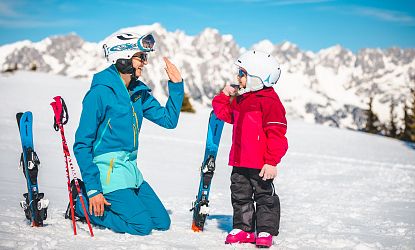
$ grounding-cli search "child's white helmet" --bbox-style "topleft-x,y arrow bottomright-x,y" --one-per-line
234,50 -> 281,94
103,33 -> 155,64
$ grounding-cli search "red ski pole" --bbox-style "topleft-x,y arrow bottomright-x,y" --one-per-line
51,96 -> 94,237
64,150 -> 77,235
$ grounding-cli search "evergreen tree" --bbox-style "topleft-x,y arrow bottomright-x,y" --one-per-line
181,93 -> 196,113
30,62 -> 37,71
401,77 -> 415,142
388,97 -> 397,138
3,63 -> 17,73
401,104 -> 410,140
407,87 -> 415,142
364,96 -> 380,134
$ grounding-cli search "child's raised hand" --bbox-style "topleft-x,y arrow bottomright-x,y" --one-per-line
259,164 -> 277,181
222,84 -> 237,96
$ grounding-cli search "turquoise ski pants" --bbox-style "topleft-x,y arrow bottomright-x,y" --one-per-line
75,181 -> 170,235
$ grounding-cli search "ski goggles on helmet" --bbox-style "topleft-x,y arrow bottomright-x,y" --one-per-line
132,52 -> 148,62
137,33 -> 155,52
238,68 -> 247,78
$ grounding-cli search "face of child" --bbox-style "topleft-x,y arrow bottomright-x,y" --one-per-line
131,52 -> 148,78
237,68 -> 247,88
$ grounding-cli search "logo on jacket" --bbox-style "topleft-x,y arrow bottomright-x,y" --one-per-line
133,94 -> 141,102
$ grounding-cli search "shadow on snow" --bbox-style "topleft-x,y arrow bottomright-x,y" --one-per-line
207,214 -> 232,232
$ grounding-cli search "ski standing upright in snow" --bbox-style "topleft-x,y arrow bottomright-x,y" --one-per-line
16,111 -> 49,227
50,96 -> 94,237
191,111 -> 224,232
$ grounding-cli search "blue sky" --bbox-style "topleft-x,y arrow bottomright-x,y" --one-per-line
0,0 -> 414,52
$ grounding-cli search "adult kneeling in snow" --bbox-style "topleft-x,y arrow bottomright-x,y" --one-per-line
72,32 -> 184,235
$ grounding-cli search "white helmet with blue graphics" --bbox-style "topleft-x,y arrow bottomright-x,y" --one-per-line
103,32 -> 155,64
234,50 -> 281,95
102,32 -> 155,77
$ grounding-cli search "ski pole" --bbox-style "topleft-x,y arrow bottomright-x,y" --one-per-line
58,122 -> 94,237
51,96 -> 94,237
64,151 -> 77,235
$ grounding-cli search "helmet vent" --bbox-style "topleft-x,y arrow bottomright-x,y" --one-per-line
117,35 -> 135,40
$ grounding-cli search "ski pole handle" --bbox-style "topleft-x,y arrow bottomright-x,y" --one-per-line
50,96 -> 69,131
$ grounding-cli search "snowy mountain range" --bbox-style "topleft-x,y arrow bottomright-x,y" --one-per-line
1,23 -> 414,130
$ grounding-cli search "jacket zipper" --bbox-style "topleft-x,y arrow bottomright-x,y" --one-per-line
131,104 -> 138,148
117,71 -> 139,150
94,118 -> 111,152
133,123 -> 136,148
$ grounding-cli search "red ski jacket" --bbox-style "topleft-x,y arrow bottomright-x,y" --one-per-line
212,87 -> 288,169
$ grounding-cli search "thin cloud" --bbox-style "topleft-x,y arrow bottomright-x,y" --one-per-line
210,0 -> 333,4
269,0 -> 335,6
0,18 -> 80,28
0,2 -> 20,17
317,5 -> 415,26
0,1 -> 81,28
353,6 -> 415,25
57,3 -> 79,13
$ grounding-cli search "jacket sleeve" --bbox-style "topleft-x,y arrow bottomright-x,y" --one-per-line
212,92 -> 233,124
262,97 -> 288,166
73,87 -> 106,198
142,81 -> 184,129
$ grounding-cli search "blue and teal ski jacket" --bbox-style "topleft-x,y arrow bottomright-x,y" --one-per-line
73,64 -> 184,198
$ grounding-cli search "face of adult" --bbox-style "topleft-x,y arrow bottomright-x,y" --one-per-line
131,52 -> 149,78
119,52 -> 182,88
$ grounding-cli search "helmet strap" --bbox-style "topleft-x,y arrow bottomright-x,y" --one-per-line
237,76 -> 264,95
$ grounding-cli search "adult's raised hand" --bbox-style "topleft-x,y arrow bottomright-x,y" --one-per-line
163,57 -> 182,83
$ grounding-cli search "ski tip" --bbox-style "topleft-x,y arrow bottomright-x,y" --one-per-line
191,222 -> 202,232
16,112 -> 23,127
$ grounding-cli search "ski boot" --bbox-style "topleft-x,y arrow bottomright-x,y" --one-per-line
65,179 -> 86,222
20,192 -> 49,226
225,229 -> 255,244
256,232 -> 273,248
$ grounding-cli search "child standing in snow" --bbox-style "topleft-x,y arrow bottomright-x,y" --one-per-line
212,50 -> 288,248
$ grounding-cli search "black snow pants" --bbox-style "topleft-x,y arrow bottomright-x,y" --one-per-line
230,167 -> 280,236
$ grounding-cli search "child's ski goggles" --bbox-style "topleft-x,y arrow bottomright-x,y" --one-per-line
238,68 -> 247,78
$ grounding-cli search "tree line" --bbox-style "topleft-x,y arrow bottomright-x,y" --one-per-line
364,74 -> 415,143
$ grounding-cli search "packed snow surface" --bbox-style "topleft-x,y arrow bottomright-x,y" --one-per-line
0,71 -> 414,249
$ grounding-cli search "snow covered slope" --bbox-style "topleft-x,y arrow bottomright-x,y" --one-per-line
0,71 -> 414,249
1,23 -> 414,130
